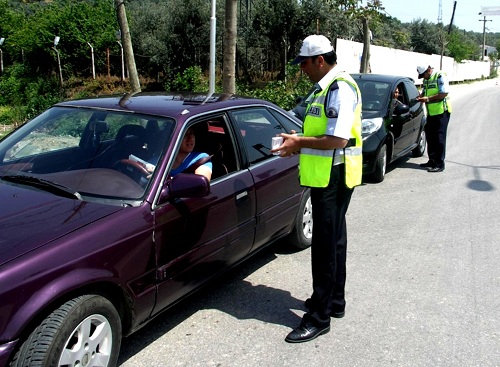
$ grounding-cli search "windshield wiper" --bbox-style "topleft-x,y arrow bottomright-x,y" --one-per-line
1,174 -> 82,200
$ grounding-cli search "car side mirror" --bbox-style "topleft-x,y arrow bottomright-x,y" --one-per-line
393,103 -> 410,116
158,173 -> 210,204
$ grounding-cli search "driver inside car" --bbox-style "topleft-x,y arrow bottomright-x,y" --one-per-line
146,127 -> 212,181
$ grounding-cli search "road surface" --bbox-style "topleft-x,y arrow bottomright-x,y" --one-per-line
118,78 -> 500,367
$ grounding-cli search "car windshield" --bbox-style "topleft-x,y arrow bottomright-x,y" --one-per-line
356,80 -> 391,112
0,106 -> 175,204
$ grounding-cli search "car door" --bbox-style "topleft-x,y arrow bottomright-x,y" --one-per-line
391,80 -> 414,156
151,115 -> 256,315
404,79 -> 425,145
229,107 -> 303,253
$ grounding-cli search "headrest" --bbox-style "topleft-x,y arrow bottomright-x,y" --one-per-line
116,125 -> 146,142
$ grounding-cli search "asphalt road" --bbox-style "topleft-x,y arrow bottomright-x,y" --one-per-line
118,78 -> 500,367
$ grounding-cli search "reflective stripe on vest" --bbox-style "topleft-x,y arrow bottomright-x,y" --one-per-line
299,72 -> 363,188
424,72 -> 452,116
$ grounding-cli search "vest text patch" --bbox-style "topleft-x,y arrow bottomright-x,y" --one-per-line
307,106 -> 321,117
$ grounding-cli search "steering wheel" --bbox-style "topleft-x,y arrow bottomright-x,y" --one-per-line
113,159 -> 151,181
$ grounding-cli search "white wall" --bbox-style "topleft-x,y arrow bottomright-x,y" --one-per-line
334,38 -> 491,85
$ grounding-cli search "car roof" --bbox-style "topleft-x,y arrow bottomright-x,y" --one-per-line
56,92 -> 278,118
351,73 -> 415,84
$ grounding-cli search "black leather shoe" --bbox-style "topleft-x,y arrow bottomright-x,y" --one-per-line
304,298 -> 345,318
428,166 -> 444,172
285,319 -> 330,343
419,161 -> 435,168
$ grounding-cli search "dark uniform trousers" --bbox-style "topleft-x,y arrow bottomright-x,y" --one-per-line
425,111 -> 450,168
308,163 -> 353,326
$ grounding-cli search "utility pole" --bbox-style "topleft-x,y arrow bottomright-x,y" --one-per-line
478,14 -> 492,61
439,1 -> 457,69
438,0 -> 442,24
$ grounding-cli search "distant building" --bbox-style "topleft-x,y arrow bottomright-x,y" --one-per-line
483,45 -> 497,60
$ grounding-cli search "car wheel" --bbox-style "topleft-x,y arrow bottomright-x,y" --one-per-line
10,295 -> 121,367
371,144 -> 387,183
288,188 -> 312,250
412,129 -> 426,157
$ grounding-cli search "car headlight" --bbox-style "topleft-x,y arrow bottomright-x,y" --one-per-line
361,117 -> 383,137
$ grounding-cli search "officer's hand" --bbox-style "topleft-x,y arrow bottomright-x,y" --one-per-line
271,133 -> 301,157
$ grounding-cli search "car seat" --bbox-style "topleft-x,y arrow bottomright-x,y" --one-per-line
102,124 -> 147,167
193,122 -> 229,179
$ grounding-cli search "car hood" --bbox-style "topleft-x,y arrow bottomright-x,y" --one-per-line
362,110 -> 386,119
0,183 -> 123,266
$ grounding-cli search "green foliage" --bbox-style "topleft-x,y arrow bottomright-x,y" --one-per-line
0,105 -> 28,128
5,0 -> 117,77
165,66 -> 208,92
0,62 -> 61,121
0,0 -> 499,121
409,20 -> 442,55
447,29 -> 480,61
237,64 -> 311,110
129,0 -> 211,79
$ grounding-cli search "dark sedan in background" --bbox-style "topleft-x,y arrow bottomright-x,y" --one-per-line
352,73 -> 427,182
0,93 -> 312,367
291,73 -> 427,182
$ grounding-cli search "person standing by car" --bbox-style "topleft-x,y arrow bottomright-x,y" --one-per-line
416,65 -> 452,173
272,34 -> 362,343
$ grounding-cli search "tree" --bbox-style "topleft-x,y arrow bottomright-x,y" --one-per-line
115,0 -> 140,92
371,15 -> 411,50
223,0 -> 236,93
409,19 -> 441,55
339,0 -> 385,73
128,0 -> 212,81
447,28 -> 480,62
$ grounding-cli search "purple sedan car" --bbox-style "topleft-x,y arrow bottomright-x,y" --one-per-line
0,92 -> 312,367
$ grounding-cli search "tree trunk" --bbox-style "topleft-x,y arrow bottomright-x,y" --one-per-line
223,0 -> 237,94
116,0 -> 141,93
360,17 -> 371,73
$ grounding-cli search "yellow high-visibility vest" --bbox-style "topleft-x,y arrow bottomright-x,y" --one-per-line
423,71 -> 452,116
299,72 -> 362,188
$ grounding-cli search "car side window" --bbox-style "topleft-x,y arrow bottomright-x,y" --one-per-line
230,108 -> 287,165
404,80 -> 420,106
186,117 -> 238,179
396,82 -> 408,105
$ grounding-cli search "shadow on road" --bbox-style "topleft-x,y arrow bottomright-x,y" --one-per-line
118,243 -> 305,364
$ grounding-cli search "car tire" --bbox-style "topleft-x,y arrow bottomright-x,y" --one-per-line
371,144 -> 387,183
10,294 -> 122,367
412,129 -> 426,157
288,188 -> 312,250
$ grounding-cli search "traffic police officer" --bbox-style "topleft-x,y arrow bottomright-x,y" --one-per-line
416,65 -> 452,172
272,35 -> 362,343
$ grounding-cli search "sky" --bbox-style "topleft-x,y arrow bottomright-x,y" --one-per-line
381,0 -> 500,33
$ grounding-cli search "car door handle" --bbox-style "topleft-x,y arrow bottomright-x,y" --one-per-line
236,190 -> 248,205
